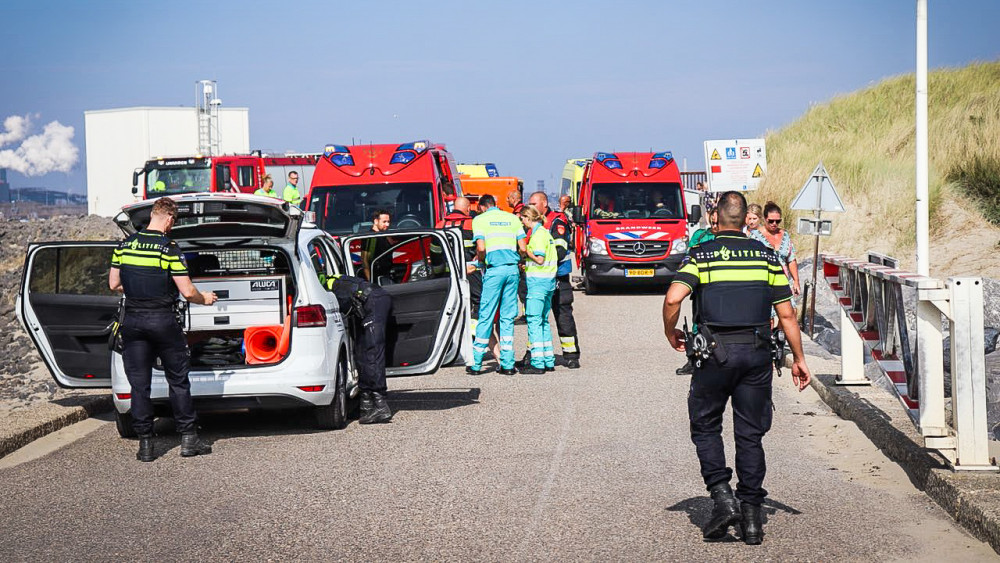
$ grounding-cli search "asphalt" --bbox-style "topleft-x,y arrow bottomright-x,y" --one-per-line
0,289 -> 997,561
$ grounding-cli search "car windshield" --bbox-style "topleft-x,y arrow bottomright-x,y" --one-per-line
147,166 -> 212,195
309,183 -> 435,235
589,182 -> 685,219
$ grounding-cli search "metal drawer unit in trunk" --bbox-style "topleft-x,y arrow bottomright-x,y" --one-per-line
184,276 -> 286,331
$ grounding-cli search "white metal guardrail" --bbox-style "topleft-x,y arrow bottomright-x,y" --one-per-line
822,253 -> 995,471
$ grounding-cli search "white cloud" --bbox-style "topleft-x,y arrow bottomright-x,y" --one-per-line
0,115 -> 79,176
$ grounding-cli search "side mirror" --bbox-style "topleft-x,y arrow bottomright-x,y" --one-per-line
688,204 -> 702,225
568,206 -> 584,224
132,170 -> 140,195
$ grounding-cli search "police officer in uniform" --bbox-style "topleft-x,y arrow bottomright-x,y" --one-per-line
108,197 -> 217,462
662,191 -> 812,545
467,194 -> 526,375
443,197 -> 482,335
516,191 -> 581,369
326,274 -> 394,424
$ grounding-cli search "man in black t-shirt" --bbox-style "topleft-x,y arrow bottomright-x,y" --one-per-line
109,197 -> 218,462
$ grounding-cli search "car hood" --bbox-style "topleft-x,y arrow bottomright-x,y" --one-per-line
115,194 -> 302,241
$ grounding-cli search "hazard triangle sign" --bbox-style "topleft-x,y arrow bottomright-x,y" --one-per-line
790,162 -> 846,212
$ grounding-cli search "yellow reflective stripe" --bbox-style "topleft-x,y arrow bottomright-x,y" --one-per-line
698,269 -> 770,283
554,238 -> 568,248
117,255 -> 166,267
168,260 -> 188,272
677,261 -> 699,277
701,260 -> 769,268
771,271 -> 789,286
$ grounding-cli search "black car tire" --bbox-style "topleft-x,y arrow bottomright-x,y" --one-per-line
316,354 -> 349,430
583,272 -> 601,295
115,410 -> 137,438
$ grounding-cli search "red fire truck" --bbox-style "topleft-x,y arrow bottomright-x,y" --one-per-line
572,151 -> 702,294
304,141 -> 465,278
305,140 -> 463,233
131,154 -> 320,199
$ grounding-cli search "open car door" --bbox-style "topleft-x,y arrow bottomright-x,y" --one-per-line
16,242 -> 119,388
339,230 -> 466,376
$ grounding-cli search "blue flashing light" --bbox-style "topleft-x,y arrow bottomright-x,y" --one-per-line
323,144 -> 350,157
603,159 -> 623,170
396,140 -> 430,153
652,151 -> 673,161
330,153 -> 355,167
485,163 -> 499,177
390,151 -> 416,164
648,159 -> 667,169
594,152 -> 619,163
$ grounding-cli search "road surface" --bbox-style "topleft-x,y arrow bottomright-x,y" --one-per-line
0,289 -> 996,561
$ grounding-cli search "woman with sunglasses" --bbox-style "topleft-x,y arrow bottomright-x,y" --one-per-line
749,202 -> 800,324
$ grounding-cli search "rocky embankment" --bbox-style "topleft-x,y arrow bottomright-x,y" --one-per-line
0,216 -> 122,410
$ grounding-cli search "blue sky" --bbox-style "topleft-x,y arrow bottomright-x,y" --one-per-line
2,0 -> 998,196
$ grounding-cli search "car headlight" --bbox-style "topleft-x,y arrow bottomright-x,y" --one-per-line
588,237 -> 608,255
671,237 -> 688,254
410,260 -> 429,280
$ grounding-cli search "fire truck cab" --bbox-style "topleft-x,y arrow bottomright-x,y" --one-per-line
572,151 -> 702,294
305,141 -> 463,235
132,154 -> 320,199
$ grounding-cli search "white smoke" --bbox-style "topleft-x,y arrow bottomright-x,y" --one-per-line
0,114 -> 79,176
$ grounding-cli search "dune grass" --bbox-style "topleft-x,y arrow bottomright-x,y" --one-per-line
751,60 -> 1000,269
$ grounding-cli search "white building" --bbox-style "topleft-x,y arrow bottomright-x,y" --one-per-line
84,107 -> 249,217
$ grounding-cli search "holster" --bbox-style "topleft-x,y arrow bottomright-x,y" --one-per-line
108,298 -> 125,352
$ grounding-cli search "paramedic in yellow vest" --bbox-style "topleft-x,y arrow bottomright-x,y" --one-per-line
518,206 -> 557,374
466,194 -> 526,375
255,175 -> 279,198
283,171 -> 302,206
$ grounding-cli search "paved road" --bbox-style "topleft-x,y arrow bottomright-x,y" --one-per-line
1,289 -> 996,561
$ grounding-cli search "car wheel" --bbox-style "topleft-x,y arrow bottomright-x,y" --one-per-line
115,410 -> 137,438
315,355 -> 348,430
583,272 -> 600,295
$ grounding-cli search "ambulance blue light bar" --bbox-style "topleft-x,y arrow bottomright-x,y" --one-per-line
648,151 -> 674,169
485,163 -> 499,177
595,152 -> 622,170
323,144 -> 350,157
390,151 -> 416,164
330,153 -> 355,167
395,140 -> 430,153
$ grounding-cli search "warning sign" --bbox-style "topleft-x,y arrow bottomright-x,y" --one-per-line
703,139 -> 767,191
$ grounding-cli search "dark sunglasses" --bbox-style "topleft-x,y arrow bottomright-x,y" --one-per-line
766,218 -> 782,225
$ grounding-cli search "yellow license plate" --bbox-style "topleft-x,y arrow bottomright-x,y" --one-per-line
625,268 -> 655,277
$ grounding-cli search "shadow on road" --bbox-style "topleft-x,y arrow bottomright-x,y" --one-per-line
388,387 -> 481,412
666,495 -> 802,541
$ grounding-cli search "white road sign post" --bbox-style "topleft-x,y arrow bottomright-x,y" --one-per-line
790,162 -> 846,336
703,139 -> 767,192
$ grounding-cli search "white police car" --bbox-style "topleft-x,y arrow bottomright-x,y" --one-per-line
17,194 -> 471,436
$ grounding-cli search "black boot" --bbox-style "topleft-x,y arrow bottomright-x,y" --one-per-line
703,482 -> 741,539
675,360 -> 694,375
740,502 -> 764,545
180,432 -> 212,457
563,357 -> 580,369
513,351 -> 532,369
359,391 -> 393,424
519,364 -> 546,375
136,435 -> 155,462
